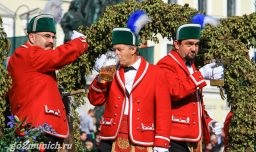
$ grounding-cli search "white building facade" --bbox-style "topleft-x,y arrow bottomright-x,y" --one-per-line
0,0 -> 72,48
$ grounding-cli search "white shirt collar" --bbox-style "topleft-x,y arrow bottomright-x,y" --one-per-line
130,57 -> 141,70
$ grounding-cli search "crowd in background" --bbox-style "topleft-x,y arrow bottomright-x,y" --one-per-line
79,108 -> 103,152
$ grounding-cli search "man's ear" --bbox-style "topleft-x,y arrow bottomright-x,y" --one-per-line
130,46 -> 137,55
173,40 -> 180,50
28,33 -> 35,44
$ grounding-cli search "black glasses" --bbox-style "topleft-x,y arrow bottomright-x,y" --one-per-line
35,33 -> 56,40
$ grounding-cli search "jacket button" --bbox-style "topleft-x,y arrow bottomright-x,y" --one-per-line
64,119 -> 66,122
193,112 -> 196,115
117,96 -> 121,100
137,117 -> 140,121
137,100 -> 140,103
193,122 -> 196,125
115,105 -> 118,108
114,113 -> 117,117
137,109 -> 140,112
136,127 -> 139,130
113,122 -> 116,125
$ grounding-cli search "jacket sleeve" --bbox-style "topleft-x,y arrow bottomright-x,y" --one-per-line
203,106 -> 214,144
157,59 -> 206,102
29,38 -> 88,73
153,67 -> 171,148
87,75 -> 111,106
204,109 -> 214,127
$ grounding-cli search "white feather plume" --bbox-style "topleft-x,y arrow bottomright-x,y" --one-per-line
191,13 -> 220,28
203,15 -> 220,27
127,10 -> 151,35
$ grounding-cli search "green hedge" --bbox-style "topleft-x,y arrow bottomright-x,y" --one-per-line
0,17 -> 11,132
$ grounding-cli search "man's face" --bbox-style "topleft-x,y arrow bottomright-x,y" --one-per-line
29,32 -> 56,50
174,39 -> 200,62
112,44 -> 136,67
80,132 -> 87,141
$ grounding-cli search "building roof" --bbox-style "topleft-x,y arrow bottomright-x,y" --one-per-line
0,4 -> 14,18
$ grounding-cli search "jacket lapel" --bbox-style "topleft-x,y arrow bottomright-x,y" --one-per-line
131,58 -> 149,92
116,65 -> 126,94
168,51 -> 191,75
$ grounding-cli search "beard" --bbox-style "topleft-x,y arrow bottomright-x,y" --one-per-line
185,53 -> 196,62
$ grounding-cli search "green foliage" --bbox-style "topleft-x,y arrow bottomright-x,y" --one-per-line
201,14 -> 256,151
0,17 -> 11,132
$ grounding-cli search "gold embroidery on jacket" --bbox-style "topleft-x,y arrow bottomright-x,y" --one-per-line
117,137 -> 129,149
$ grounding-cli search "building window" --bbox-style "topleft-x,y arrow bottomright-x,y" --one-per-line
139,46 -> 154,64
255,0 -> 256,12
227,0 -> 236,16
167,44 -> 173,54
198,0 -> 207,13
168,0 -> 177,4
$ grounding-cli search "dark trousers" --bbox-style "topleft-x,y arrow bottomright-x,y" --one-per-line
98,140 -> 113,152
169,141 -> 190,152
43,134 -> 64,152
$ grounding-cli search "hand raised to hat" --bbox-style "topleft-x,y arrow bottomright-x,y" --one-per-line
71,30 -> 86,40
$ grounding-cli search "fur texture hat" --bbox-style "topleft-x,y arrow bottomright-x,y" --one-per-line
27,14 -> 56,34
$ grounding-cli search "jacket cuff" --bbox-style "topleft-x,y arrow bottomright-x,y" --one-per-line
74,37 -> 88,53
190,71 -> 207,88
90,76 -> 111,92
154,135 -> 170,149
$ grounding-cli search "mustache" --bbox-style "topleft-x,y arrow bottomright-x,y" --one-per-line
45,42 -> 54,49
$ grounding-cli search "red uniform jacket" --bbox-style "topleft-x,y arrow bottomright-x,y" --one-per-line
7,38 -> 88,138
157,50 -> 213,143
88,58 -> 171,148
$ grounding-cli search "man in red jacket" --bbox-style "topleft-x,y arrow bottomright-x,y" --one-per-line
7,14 -> 88,151
157,24 -> 224,152
88,27 -> 171,152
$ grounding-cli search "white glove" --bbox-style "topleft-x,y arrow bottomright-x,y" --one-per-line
153,147 -> 169,152
199,62 -> 224,80
212,65 -> 224,79
71,30 -> 86,40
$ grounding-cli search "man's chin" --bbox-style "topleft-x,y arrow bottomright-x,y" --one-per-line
190,54 -> 196,59
45,47 -> 53,50
185,56 -> 195,61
